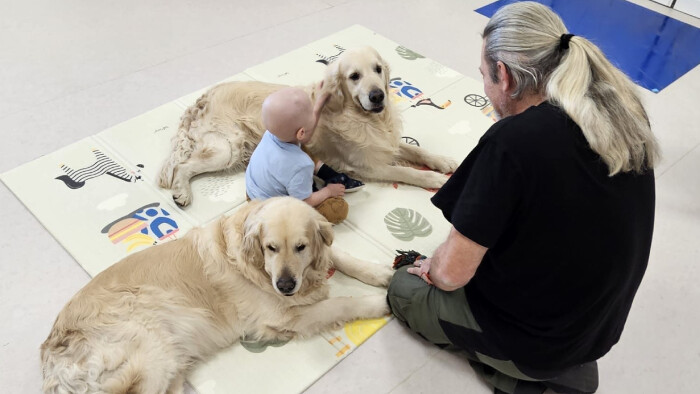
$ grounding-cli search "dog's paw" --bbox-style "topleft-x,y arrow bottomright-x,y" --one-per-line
375,266 -> 395,288
431,156 -> 459,174
361,294 -> 391,317
419,171 -> 450,189
172,190 -> 192,207
361,265 -> 395,288
328,321 -> 345,331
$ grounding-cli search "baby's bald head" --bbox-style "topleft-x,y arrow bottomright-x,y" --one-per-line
262,87 -> 315,143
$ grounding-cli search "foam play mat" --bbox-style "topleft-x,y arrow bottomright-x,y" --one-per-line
1,25 -> 496,394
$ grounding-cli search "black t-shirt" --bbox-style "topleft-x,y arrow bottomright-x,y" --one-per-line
432,101 -> 655,372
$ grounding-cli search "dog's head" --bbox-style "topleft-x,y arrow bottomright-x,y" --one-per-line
321,46 -> 391,114
239,197 -> 333,297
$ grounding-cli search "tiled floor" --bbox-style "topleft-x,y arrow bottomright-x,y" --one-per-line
1,1 -> 699,393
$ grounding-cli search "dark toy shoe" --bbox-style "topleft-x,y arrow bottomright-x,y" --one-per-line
316,164 -> 365,192
324,173 -> 365,192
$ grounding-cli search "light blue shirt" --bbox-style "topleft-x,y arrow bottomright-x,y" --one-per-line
245,131 -> 314,200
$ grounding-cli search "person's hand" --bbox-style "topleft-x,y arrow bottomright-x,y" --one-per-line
324,183 -> 345,198
407,257 -> 434,285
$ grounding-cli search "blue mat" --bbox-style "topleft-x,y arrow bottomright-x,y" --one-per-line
476,0 -> 700,93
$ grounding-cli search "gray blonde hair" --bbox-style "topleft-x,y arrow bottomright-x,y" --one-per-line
482,1 -> 660,175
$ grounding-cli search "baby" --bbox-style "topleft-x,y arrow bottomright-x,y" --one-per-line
245,87 -> 352,223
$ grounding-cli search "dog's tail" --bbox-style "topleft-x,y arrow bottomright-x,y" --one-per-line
41,322 -> 174,394
41,349 -> 144,394
157,92 -> 211,189
40,328 -> 138,394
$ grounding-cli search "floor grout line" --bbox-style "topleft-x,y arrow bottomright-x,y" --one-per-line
656,141 -> 700,178
386,347 -> 444,394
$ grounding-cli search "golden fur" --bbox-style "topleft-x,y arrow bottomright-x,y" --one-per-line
40,197 -> 392,394
157,46 -> 458,206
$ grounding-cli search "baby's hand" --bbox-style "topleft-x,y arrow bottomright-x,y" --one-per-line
324,183 -> 345,198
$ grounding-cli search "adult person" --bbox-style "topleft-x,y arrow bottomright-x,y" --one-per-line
387,2 -> 660,394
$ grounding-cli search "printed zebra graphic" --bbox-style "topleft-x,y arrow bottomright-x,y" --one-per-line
55,149 -> 142,189
316,45 -> 346,65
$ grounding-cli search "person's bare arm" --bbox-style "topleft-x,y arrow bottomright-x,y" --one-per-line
407,227 -> 487,291
303,183 -> 345,207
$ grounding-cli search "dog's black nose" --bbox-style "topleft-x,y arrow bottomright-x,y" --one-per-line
276,277 -> 296,295
369,89 -> 384,104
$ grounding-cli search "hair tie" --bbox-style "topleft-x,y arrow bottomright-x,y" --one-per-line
559,33 -> 574,51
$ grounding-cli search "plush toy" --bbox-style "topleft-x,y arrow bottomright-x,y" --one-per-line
393,249 -> 427,269
315,196 -> 349,224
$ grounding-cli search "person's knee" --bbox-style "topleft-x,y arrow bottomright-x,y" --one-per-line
387,267 -> 454,346
386,267 -> 406,319
387,266 -> 425,321
388,266 -> 413,299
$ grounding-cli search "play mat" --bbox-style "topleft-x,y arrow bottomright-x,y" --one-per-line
1,25 -> 496,394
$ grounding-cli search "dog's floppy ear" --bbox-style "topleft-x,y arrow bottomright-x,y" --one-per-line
311,217 -> 334,271
317,218 -> 334,247
319,58 -> 346,112
241,216 -> 264,267
381,56 -> 392,97
229,200 -> 265,267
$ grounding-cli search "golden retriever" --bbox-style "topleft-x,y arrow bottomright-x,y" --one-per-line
157,46 -> 458,206
41,197 -> 393,394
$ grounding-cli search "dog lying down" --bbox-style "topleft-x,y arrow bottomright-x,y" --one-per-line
41,197 -> 393,394
158,46 -> 458,207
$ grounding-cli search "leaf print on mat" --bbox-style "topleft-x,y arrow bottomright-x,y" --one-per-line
384,208 -> 433,241
395,46 -> 425,60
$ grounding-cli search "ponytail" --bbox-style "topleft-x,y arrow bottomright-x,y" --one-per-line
483,1 -> 659,175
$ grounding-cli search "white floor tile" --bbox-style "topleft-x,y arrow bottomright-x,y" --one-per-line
0,0 -> 331,119
641,70 -> 700,176
304,320 -> 441,394
390,349 -> 491,394
0,186 -> 91,390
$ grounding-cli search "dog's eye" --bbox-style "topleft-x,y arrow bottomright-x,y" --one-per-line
296,244 -> 306,252
267,245 -> 277,253
349,72 -> 360,81
375,65 -> 382,74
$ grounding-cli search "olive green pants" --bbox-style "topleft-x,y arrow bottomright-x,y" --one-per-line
387,266 -> 598,394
